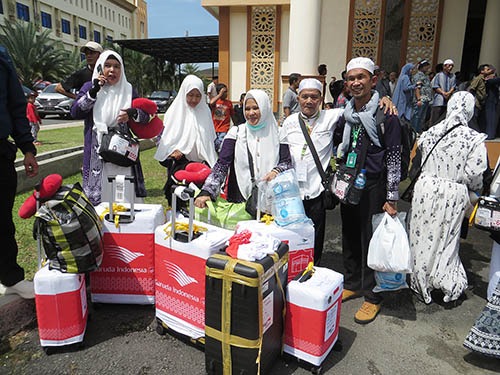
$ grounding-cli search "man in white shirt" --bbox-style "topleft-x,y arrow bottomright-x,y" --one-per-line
206,75 -> 218,104
281,78 -> 344,264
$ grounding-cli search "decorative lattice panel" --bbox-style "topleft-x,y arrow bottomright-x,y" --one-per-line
249,6 -> 276,105
351,0 -> 383,61
406,0 -> 440,64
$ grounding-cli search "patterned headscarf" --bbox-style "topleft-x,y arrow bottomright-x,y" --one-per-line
443,91 -> 475,129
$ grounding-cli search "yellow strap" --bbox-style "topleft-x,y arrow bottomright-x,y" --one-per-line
302,261 -> 315,277
469,202 -> 479,227
98,203 -> 128,228
162,222 -> 208,240
260,214 -> 274,225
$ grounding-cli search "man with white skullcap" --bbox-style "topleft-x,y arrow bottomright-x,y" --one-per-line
430,58 -> 456,126
281,78 -> 344,264
337,56 -> 402,324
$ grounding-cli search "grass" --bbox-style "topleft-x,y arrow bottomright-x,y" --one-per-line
14,127 -> 169,280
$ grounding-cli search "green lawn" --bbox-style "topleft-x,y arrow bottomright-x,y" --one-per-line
14,129 -> 168,279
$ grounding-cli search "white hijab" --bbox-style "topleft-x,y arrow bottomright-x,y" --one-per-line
154,75 -> 217,167
233,89 -> 280,199
92,50 -> 132,139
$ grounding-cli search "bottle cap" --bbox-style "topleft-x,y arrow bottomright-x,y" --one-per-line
361,169 -> 366,174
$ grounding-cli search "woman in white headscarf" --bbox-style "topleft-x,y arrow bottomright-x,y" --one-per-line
71,50 -> 149,205
194,89 -> 292,207
409,91 -> 488,304
154,75 -> 218,202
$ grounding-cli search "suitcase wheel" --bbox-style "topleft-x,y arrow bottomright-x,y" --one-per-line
311,365 -> 323,375
156,320 -> 167,336
42,346 -> 54,355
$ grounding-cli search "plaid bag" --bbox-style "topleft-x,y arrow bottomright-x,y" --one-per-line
34,182 -> 104,273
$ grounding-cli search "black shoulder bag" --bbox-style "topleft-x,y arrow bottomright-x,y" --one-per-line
401,124 -> 461,202
298,116 -> 338,209
245,142 -> 259,218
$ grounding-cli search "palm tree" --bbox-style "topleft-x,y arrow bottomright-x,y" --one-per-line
0,21 -> 77,86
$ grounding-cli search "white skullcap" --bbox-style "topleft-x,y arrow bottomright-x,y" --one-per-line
298,78 -> 323,94
443,59 -> 454,65
346,57 -> 375,75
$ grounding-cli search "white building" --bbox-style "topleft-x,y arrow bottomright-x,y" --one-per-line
0,0 -> 148,51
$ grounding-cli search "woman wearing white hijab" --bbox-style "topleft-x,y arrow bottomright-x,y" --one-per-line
194,89 -> 292,207
154,75 -> 217,202
409,91 -> 488,304
71,50 -> 149,205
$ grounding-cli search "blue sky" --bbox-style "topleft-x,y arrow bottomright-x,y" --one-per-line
147,0 -> 219,38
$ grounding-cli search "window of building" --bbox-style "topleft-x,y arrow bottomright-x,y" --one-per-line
79,25 -> 87,39
61,18 -> 71,34
106,35 -> 113,43
100,5 -> 102,17
16,2 -> 30,21
41,11 -> 52,28
0,1 -> 4,14
140,21 -> 144,34
93,30 -> 100,43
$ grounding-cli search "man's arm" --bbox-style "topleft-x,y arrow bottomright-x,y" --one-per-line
55,82 -> 76,99
210,87 -> 226,106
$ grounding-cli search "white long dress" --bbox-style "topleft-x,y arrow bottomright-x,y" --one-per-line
409,93 -> 488,304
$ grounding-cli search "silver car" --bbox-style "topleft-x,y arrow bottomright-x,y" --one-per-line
35,83 -> 74,119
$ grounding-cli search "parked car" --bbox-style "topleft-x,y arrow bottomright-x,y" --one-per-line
148,90 -> 177,113
35,83 -> 74,119
33,80 -> 52,94
22,85 -> 37,98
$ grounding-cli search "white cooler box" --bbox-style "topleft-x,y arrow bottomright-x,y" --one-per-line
91,203 -> 165,304
34,266 -> 88,349
154,218 -> 232,341
235,220 -> 314,282
284,266 -> 343,366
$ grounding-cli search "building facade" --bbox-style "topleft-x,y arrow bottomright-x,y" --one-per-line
0,0 -> 148,51
202,0 -> 500,112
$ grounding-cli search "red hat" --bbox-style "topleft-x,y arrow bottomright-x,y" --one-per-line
174,163 -> 211,185
19,174 -> 63,219
128,98 -> 164,139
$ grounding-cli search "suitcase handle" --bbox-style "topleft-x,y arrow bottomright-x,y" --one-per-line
106,175 -> 135,223
171,185 -> 200,242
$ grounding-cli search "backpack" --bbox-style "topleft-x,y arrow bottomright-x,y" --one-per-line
34,182 -> 104,273
375,108 -> 417,181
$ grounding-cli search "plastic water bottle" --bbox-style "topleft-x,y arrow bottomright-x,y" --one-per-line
272,176 -> 306,226
348,169 -> 366,205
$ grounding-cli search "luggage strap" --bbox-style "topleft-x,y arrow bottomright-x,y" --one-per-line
205,251 -> 287,374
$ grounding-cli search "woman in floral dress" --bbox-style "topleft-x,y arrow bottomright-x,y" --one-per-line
409,91 -> 488,304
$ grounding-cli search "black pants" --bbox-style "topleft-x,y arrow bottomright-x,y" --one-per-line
0,145 -> 24,286
303,193 -> 326,265
340,177 -> 385,304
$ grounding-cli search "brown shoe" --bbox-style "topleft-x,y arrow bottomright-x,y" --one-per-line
354,302 -> 381,324
342,289 -> 360,302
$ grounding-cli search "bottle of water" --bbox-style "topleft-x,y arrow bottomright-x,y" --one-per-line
348,168 -> 366,205
272,172 -> 306,226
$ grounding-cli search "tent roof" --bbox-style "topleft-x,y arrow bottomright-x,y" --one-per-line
115,35 -> 219,64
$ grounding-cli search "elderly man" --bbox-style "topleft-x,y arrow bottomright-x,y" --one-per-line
282,78 -> 344,264
283,73 -> 301,118
56,41 -> 103,99
336,57 -> 401,324
430,58 -> 456,126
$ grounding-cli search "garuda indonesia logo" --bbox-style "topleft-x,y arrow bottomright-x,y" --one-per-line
106,245 -> 144,263
163,261 -> 198,287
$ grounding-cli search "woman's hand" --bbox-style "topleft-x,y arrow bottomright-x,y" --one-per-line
379,96 -> 398,116
169,150 -> 183,160
194,195 -> 211,208
383,201 -> 398,217
263,169 -> 279,181
116,109 -> 130,124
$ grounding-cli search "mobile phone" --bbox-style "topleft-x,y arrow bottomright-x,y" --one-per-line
97,64 -> 103,75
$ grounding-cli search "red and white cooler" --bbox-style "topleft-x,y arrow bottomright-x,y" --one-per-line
154,218 -> 232,340
34,266 -> 88,348
235,220 -> 314,282
91,203 -> 165,304
284,266 -> 343,366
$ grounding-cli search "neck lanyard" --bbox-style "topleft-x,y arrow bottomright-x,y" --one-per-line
300,113 -> 319,159
351,124 -> 362,149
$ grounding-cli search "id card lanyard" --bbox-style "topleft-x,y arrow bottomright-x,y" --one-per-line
346,124 -> 361,168
300,117 -> 318,160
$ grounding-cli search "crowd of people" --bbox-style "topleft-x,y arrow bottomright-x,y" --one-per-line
1,37 -> 499,360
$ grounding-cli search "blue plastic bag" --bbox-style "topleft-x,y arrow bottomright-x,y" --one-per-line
373,271 -> 409,293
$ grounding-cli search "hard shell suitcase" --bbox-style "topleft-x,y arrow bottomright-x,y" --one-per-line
155,186 -> 233,343
32,184 -> 88,354
205,242 -> 288,375
284,266 -> 343,368
235,219 -> 314,282
90,175 -> 166,304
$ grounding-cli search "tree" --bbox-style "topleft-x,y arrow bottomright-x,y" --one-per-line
0,21 -> 79,86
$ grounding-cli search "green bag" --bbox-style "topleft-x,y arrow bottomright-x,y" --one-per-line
195,197 -> 252,230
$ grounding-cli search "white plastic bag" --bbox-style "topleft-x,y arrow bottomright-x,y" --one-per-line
367,212 -> 412,273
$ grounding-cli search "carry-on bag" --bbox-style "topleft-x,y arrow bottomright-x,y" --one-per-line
204,241 -> 288,375
155,185 -> 233,343
235,219 -> 314,282
32,180 -> 88,354
91,175 -> 165,304
284,264 -> 343,369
